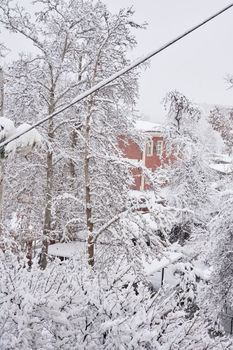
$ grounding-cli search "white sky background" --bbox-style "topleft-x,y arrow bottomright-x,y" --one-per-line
106,0 -> 233,123
1,0 -> 233,123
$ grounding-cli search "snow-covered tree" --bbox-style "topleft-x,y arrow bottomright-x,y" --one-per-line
209,106 -> 233,155
207,173 -> 233,328
157,91 -> 217,246
152,91 -> 233,340
0,0 -> 152,270
0,0 -> 96,267
1,2 -> 231,348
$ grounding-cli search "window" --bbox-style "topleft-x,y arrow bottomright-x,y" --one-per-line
146,139 -> 153,156
155,140 -> 163,156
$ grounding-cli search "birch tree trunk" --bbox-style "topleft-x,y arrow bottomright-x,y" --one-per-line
84,106 -> 94,267
69,57 -> 82,188
40,89 -> 55,269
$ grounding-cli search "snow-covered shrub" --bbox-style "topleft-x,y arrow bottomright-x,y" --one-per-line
0,254 -> 158,349
0,253 -> 231,350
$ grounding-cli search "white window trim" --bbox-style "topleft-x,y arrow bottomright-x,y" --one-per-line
156,140 -> 163,156
145,138 -> 153,156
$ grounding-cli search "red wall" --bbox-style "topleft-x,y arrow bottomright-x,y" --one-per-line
119,134 -> 172,190
118,138 -> 142,161
118,138 -> 142,190
145,135 -> 164,170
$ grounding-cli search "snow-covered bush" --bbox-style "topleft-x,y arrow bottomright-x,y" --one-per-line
0,254 -> 161,349
0,253 -> 231,350
155,91 -> 218,247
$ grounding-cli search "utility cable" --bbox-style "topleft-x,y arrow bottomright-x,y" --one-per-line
0,2 -> 233,148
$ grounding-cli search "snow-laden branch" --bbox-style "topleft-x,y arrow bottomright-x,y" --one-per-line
144,252 -> 183,276
1,2 -> 233,149
0,117 -> 42,158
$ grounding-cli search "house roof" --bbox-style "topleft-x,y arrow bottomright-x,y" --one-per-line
208,153 -> 233,174
135,120 -> 163,133
209,162 -> 233,174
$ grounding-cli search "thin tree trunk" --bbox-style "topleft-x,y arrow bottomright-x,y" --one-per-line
84,52 -> 102,267
26,239 -> 33,269
0,161 -> 4,232
84,110 -> 94,266
40,91 -> 54,269
69,57 -> 82,188
69,128 -> 77,188
40,148 -> 53,269
0,68 -> 4,233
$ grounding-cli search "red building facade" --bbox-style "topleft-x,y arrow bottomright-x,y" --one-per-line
119,121 -> 170,190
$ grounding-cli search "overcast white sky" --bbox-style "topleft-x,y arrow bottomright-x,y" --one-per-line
106,0 -> 233,122
1,0 -> 233,123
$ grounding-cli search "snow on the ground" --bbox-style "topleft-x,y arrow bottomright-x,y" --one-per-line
143,247 -> 212,290
192,263 -> 212,281
143,252 -> 182,290
147,265 -> 179,290
144,251 -> 182,276
48,241 -> 86,258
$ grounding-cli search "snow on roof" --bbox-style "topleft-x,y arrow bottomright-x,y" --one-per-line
0,117 -> 16,141
209,163 -> 233,174
208,153 -> 233,174
210,153 -> 232,164
48,241 -> 86,258
135,120 -> 163,133
5,123 -> 43,155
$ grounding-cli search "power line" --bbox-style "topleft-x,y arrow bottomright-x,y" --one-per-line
0,2 -> 233,148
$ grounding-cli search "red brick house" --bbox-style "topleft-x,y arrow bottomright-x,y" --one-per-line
119,121 -> 170,190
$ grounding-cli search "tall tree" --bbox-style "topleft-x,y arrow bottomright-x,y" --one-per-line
158,91 -> 216,245
0,0 -> 146,268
